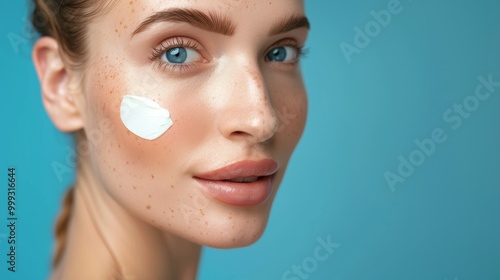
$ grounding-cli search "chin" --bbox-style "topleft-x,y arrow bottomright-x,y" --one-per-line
201,221 -> 269,249
175,199 -> 274,249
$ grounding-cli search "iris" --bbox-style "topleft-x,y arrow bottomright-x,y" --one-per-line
163,47 -> 188,64
267,47 -> 288,62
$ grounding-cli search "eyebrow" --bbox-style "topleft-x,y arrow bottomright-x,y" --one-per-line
132,8 -> 310,37
132,8 -> 236,36
268,15 -> 310,36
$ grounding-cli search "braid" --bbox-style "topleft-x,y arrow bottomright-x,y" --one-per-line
30,0 -> 118,268
52,186 -> 75,267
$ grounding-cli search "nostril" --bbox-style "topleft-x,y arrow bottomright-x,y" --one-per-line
230,131 -> 249,137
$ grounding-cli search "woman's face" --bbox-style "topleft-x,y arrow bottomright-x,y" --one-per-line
78,0 -> 308,247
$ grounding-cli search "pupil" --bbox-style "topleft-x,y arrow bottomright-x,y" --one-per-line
268,47 -> 286,61
167,47 -> 187,63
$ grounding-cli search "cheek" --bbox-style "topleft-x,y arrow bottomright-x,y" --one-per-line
270,76 -> 308,150
82,66 -> 216,233
78,59 -> 307,245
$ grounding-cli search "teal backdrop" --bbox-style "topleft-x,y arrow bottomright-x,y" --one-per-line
1,1 -> 499,279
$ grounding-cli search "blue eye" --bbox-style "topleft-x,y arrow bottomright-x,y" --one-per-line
161,47 -> 201,64
266,46 -> 298,63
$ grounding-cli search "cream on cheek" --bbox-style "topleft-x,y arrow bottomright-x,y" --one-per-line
120,95 -> 174,140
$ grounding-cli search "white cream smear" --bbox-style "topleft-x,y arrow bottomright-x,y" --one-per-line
120,95 -> 173,140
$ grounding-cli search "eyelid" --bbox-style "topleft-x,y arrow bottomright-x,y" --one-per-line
265,38 -> 306,63
149,36 -> 209,73
150,37 -> 204,60
268,38 -> 301,48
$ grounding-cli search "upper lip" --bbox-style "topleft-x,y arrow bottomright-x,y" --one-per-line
194,159 -> 279,181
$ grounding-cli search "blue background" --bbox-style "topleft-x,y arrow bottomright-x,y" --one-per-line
1,0 -> 500,279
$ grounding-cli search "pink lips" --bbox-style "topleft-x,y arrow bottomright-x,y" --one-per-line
194,159 -> 279,206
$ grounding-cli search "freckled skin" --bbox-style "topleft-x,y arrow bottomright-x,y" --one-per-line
40,0 -> 308,279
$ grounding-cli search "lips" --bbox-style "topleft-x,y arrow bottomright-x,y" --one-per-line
194,159 -> 279,206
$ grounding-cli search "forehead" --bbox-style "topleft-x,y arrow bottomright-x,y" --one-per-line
98,0 -> 306,34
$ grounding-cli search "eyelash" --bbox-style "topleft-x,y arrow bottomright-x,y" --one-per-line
149,37 -> 308,73
149,37 -> 203,73
267,39 -> 309,63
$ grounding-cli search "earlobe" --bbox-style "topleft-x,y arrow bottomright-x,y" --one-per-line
32,36 -> 84,132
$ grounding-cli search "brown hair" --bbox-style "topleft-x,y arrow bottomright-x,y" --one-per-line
30,0 -> 117,267
52,186 -> 74,266
31,0 -> 117,69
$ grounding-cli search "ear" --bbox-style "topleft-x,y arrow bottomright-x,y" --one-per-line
32,37 -> 84,132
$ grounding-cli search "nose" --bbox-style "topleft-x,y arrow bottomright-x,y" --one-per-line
216,62 -> 279,144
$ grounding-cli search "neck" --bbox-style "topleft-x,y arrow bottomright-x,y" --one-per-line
51,159 -> 202,280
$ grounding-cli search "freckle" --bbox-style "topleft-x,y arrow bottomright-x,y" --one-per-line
119,21 -> 123,25
205,221 -> 208,225
151,174 -> 155,179
126,161 -> 129,165
119,184 -> 122,188
133,186 -> 137,190
163,211 -> 166,214
113,167 -> 116,171
146,205 -> 151,210
115,29 -> 118,33
148,194 -> 152,198
124,25 -> 128,29
170,185 -> 175,189
232,238 -> 236,242
189,195 -> 193,198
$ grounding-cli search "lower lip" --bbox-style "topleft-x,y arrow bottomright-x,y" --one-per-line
194,176 -> 274,206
